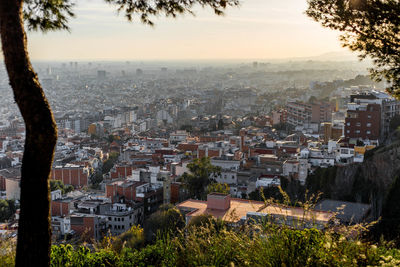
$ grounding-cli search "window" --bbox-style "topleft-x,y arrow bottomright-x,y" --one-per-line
108,217 -> 111,221
367,123 -> 371,127
355,130 -> 360,134
346,130 -> 350,133
356,122 -> 361,127
366,130 -> 371,134
367,115 -> 372,119
122,218 -> 124,222
346,122 -> 350,126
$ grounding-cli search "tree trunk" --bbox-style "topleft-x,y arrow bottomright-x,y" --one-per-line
0,0 -> 58,266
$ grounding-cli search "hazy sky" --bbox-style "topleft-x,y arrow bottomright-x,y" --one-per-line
27,0 -> 347,61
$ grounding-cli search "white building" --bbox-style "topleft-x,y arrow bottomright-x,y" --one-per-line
169,130 -> 188,144
210,157 -> 240,171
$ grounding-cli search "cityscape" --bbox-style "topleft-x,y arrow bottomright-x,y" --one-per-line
0,58 -> 392,239
0,0 -> 399,266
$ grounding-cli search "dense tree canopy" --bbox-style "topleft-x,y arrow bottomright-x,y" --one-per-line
181,157 -> 221,200
307,0 -> 400,97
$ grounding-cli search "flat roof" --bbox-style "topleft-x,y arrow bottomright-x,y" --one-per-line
177,198 -> 334,223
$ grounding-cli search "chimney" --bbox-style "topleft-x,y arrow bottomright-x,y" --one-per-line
207,193 -> 231,210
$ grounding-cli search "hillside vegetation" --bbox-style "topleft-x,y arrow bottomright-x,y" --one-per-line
3,218 -> 400,266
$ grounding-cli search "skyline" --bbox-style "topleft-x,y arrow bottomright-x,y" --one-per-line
25,0 -> 351,61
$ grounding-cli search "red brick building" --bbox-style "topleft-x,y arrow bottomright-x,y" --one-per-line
51,164 -> 89,188
70,215 -> 105,241
345,103 -> 381,140
197,146 -> 222,159
110,165 -> 133,179
51,198 -> 73,217
177,143 -> 199,153
105,180 -> 145,203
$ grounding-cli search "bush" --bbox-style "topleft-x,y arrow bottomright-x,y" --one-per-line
144,205 -> 185,242
50,245 -> 118,267
111,226 -> 145,253
0,237 -> 16,267
46,222 -> 400,266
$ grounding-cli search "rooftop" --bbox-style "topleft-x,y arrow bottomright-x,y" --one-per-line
177,197 -> 334,224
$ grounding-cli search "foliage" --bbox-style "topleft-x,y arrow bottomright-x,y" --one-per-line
144,205 -> 185,242
90,171 -> 104,189
50,244 -> 118,267
0,199 -> 17,222
0,237 -> 16,267
206,182 -> 230,195
179,124 -> 193,132
101,225 -> 145,253
90,133 -> 99,140
102,152 -> 120,174
248,187 -> 285,202
106,134 -> 117,143
49,180 -> 74,195
119,238 -> 177,266
188,214 -> 214,228
306,0 -> 400,97
23,0 -> 75,32
104,0 -> 239,25
48,222 -> 400,266
181,157 -> 221,200
23,0 -> 239,32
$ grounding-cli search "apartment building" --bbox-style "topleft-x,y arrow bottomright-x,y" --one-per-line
344,103 -> 381,141
286,101 -> 332,127
51,164 -> 89,188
